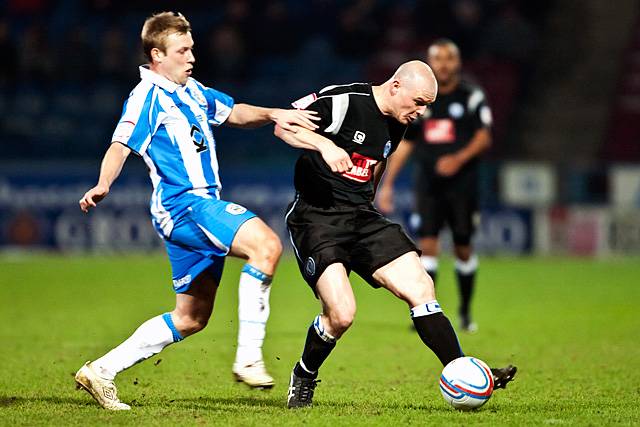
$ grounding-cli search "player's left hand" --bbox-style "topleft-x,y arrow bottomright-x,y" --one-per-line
271,109 -> 319,133
436,154 -> 463,177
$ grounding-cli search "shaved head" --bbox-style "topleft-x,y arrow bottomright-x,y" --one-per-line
372,60 -> 437,125
392,60 -> 438,95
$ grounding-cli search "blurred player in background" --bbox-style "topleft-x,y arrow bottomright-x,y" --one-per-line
274,61 -> 514,408
377,39 -> 493,333
74,11 -> 319,410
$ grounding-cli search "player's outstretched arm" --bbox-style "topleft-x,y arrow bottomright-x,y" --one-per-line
376,139 -> 415,213
274,124 -> 353,173
225,104 -> 319,132
79,143 -> 131,213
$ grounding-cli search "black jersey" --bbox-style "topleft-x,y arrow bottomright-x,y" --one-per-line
404,80 -> 492,190
291,83 -> 407,207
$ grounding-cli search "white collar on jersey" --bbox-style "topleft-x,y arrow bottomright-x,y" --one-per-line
139,65 -> 182,93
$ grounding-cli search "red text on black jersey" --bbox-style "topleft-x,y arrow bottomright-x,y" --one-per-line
341,152 -> 378,183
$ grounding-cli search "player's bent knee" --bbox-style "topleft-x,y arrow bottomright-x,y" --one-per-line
267,233 -> 283,259
174,314 -> 209,336
255,231 -> 283,264
328,311 -> 355,336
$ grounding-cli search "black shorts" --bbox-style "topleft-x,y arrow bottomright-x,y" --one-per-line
285,196 -> 419,292
415,188 -> 478,245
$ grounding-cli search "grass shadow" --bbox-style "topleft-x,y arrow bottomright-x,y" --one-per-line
165,395 -> 285,411
165,395 -> 449,414
0,395 -> 90,407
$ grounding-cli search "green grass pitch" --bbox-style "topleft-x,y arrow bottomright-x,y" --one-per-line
1,254 -> 639,425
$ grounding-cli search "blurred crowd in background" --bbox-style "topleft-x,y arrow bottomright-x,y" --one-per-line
3,0 -> 640,255
0,0 -> 551,163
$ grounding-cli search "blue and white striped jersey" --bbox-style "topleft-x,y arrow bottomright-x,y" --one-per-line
112,65 -> 234,238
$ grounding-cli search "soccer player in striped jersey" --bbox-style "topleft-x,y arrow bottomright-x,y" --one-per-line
74,12 -> 319,410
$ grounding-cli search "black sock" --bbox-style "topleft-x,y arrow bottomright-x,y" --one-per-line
412,311 -> 464,366
456,271 -> 475,318
294,319 -> 336,379
427,270 -> 438,287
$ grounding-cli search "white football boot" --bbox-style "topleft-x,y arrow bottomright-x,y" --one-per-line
232,360 -> 275,389
75,361 -> 131,410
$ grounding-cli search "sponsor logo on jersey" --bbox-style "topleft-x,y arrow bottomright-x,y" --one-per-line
190,124 -> 208,153
353,131 -> 366,144
341,152 -> 378,183
424,119 -> 456,144
305,257 -> 316,277
292,93 -> 318,109
225,203 -> 247,215
173,274 -> 192,289
448,102 -> 464,118
383,141 -> 392,158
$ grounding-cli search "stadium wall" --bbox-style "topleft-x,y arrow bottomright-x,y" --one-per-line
1,162 -> 639,257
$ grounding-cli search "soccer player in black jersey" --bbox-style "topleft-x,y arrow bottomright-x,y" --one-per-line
378,39 -> 492,333
274,61 -> 515,408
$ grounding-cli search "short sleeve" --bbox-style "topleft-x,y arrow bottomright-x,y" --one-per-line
191,79 -> 235,126
111,85 -> 158,156
468,88 -> 493,131
291,93 -> 334,134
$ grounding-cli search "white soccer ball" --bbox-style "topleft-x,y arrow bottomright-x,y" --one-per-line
439,356 -> 494,410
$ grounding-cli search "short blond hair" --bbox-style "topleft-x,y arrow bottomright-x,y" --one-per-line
141,12 -> 191,62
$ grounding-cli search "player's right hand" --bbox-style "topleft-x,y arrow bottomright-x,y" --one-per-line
321,144 -> 353,173
272,109 -> 319,133
376,185 -> 394,214
79,185 -> 109,213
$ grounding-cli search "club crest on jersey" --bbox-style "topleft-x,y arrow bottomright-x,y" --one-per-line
383,141 -> 392,158
352,131 -> 366,144
193,91 -> 207,107
448,102 -> 464,118
225,203 -> 247,215
304,257 -> 316,277
341,152 -> 378,183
